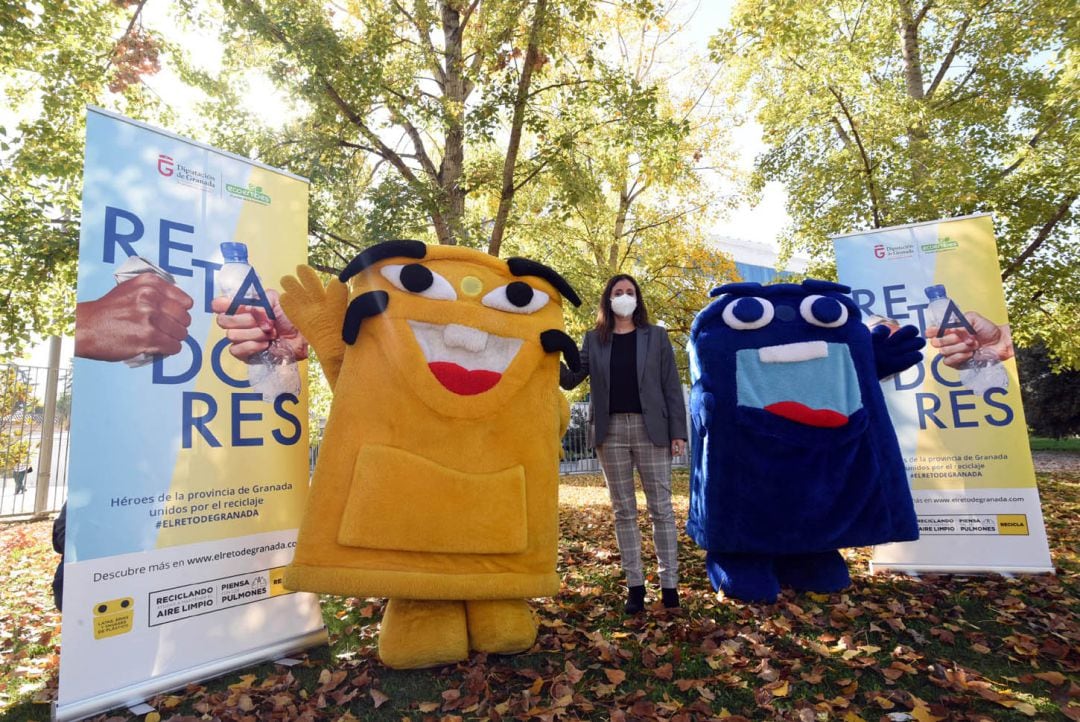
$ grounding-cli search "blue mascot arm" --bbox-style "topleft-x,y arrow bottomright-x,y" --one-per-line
689,383 -> 714,434
872,324 -> 926,379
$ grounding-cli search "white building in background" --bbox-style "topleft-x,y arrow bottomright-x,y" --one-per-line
711,235 -> 810,284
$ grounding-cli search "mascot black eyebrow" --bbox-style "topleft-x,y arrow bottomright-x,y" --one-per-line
278,240 -> 580,669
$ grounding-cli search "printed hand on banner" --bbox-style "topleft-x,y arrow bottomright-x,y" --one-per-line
926,312 -> 1013,368
279,265 -> 348,388
74,274 -> 194,362
871,324 -> 926,379
211,288 -> 309,363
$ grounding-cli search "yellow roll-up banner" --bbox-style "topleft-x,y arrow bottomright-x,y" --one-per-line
832,214 -> 1053,575
58,108 -> 326,722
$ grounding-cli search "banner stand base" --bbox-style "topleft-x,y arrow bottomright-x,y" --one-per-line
53,627 -> 328,722
869,562 -> 1055,576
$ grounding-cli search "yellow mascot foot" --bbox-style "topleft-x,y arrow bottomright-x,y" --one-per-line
465,599 -> 537,655
378,598 -> 468,669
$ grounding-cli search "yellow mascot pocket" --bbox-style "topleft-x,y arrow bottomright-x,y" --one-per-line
338,444 -> 528,554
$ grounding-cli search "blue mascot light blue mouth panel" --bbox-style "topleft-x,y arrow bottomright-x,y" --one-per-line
735,342 -> 863,427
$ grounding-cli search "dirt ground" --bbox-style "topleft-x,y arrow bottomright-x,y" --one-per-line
1031,450 -> 1080,472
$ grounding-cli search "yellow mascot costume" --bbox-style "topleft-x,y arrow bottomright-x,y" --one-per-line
279,240 -> 581,669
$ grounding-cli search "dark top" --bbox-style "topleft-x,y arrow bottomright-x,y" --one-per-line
560,324 -> 688,448
608,330 -> 642,413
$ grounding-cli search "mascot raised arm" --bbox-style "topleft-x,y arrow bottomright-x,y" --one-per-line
279,240 -> 580,668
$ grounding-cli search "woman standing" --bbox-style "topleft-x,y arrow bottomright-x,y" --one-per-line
561,274 -> 687,613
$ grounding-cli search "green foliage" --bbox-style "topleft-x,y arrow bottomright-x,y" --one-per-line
501,2 -> 740,376
0,365 -> 36,474
0,3 -> 275,342
2,0 -> 738,359
714,0 -> 1080,369
0,0 -> 168,357
1017,343 -> 1080,438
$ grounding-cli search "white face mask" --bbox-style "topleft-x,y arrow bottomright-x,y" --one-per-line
610,294 -> 637,318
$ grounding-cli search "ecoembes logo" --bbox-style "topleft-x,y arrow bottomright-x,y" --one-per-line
920,237 -> 959,254
226,183 -> 271,205
155,154 -> 217,192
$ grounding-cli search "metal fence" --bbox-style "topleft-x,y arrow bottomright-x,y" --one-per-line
308,401 -> 688,476
561,401 -> 600,474
1,362 -> 71,518
559,401 -> 690,473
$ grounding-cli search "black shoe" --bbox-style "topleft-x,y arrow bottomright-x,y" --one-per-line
625,585 -> 646,614
661,587 -> 680,608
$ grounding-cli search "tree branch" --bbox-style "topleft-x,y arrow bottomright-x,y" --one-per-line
312,224 -> 364,250
527,78 -> 596,100
622,202 -> 708,240
460,0 -> 481,29
1001,194 -> 1078,280
512,155 -> 554,193
914,1 -> 933,26
828,86 -> 884,226
464,2 -> 522,98
338,139 -> 382,154
488,0 -> 548,256
234,0 -> 452,243
386,104 -> 440,179
985,114 -> 1061,190
830,116 -> 853,147
931,67 -> 979,109
104,0 -> 149,73
390,0 -> 447,87
308,258 -> 344,276
926,15 -> 972,99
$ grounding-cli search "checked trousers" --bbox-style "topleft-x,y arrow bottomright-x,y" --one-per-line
596,413 -> 679,588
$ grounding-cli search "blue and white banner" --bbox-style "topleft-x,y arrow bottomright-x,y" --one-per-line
57,108 -> 325,722
833,214 -> 1052,575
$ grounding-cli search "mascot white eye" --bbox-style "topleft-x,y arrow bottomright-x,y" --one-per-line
381,264 -> 457,301
721,297 -> 774,330
482,282 -> 549,314
800,295 -> 849,328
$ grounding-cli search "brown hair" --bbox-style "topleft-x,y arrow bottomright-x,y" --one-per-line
594,274 -> 649,344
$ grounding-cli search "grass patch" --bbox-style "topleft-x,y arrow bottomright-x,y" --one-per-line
1030,436 -> 1080,451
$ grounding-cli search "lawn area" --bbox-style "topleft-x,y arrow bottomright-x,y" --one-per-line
2,467 -> 1078,721
1030,437 -> 1080,452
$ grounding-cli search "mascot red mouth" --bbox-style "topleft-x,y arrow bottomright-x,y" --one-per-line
428,362 -> 502,395
765,401 -> 849,428
408,320 -> 523,397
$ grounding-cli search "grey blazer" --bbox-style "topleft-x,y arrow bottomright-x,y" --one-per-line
560,324 -> 688,448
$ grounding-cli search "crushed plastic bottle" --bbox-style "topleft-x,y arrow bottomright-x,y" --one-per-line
924,284 -> 1008,395
217,242 -> 300,402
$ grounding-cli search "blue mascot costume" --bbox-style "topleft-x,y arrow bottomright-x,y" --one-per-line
687,280 -> 925,603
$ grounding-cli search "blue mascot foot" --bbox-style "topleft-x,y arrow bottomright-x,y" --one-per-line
774,550 -> 851,593
706,552 -> 780,603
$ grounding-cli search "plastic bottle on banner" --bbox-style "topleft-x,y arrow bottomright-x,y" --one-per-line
924,284 -> 1008,395
217,242 -> 300,402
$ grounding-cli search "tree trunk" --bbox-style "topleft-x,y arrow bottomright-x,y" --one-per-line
440,1 -> 467,245
488,0 -> 548,257
610,184 -> 631,271
897,0 -> 928,191
897,0 -> 925,101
